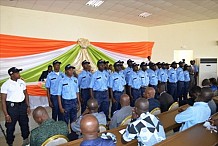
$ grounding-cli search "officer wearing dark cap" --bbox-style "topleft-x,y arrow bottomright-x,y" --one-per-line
104,61 -> 110,76
158,62 -> 168,89
124,59 -> 134,96
128,63 -> 142,106
57,64 -> 81,125
118,60 -> 125,75
177,61 -> 185,101
183,64 -> 191,100
147,62 -> 158,98
167,61 -> 178,101
138,62 -> 149,97
1,67 -> 30,146
89,59 -> 110,120
109,61 -> 126,116
45,60 -> 65,121
78,60 -> 92,113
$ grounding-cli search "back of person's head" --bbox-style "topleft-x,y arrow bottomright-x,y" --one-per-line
144,87 -> 155,99
87,98 -> 99,113
209,78 -> 218,86
189,86 -> 201,100
33,106 -> 49,125
135,98 -> 149,116
196,87 -> 213,103
202,79 -> 210,87
120,94 -> 130,107
157,83 -> 166,93
80,114 -> 99,140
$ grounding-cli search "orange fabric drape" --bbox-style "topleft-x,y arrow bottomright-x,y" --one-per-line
26,85 -> 47,96
91,42 -> 154,58
0,34 -> 76,58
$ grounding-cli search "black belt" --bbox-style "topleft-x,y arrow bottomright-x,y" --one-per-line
114,91 -> 124,93
6,100 -> 25,106
132,88 -> 140,90
81,88 -> 90,90
94,90 -> 108,92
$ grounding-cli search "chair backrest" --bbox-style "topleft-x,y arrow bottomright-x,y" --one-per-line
150,108 -> 161,115
99,124 -> 107,133
168,102 -> 179,111
120,115 -> 132,126
41,135 -> 68,146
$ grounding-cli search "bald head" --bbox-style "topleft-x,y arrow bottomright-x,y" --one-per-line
197,87 -> 213,103
87,98 -> 98,113
120,94 -> 130,107
144,87 -> 155,99
135,98 -> 149,115
157,83 -> 166,93
80,114 -> 99,140
33,106 -> 49,124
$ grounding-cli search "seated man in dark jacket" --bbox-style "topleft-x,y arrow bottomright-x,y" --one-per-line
38,65 -> 52,81
143,87 -> 160,112
157,83 -> 174,112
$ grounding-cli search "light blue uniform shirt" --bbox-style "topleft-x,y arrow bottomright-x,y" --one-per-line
109,72 -> 126,92
128,71 -> 141,89
177,67 -> 185,81
124,67 -> 133,84
158,69 -> 168,82
103,70 -> 110,77
138,70 -> 149,87
147,69 -> 158,86
89,70 -> 109,91
175,102 -> 211,131
168,68 -> 177,83
57,76 -> 79,100
184,70 -> 190,82
45,71 -> 65,95
78,70 -> 92,89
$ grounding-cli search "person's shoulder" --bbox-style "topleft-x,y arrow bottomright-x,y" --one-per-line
17,79 -> 25,84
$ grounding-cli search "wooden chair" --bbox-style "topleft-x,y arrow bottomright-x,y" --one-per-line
41,135 -> 69,146
150,108 -> 161,115
168,102 -> 179,111
99,124 -> 107,133
120,115 -> 132,126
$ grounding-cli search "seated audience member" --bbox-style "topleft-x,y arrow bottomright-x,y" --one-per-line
109,94 -> 132,129
179,86 -> 201,106
202,78 -> 211,87
71,98 -> 106,136
175,87 -> 212,131
209,78 -> 218,93
30,106 -> 68,146
80,114 -> 115,146
144,87 -> 160,112
157,83 -> 174,112
38,65 -> 52,81
122,98 -> 166,145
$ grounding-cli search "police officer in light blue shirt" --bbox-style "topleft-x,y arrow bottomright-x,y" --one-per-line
104,61 -> 110,77
147,62 -> 158,98
167,61 -> 178,101
109,61 -> 126,116
124,59 -> 134,96
183,64 -> 191,100
138,62 -> 149,97
78,60 -> 92,114
177,61 -> 185,101
158,62 -> 168,90
45,60 -> 65,121
89,59 -> 110,120
57,64 -> 80,125
128,63 -> 141,106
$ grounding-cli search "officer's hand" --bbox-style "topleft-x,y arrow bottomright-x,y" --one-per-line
178,108 -> 185,113
77,104 -> 80,113
27,107 -> 31,115
60,108 -> 65,114
5,115 -> 12,123
48,101 -> 53,108
111,98 -> 117,103
80,98 -> 83,103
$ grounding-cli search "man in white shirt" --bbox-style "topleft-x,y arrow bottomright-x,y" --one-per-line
1,67 -> 30,146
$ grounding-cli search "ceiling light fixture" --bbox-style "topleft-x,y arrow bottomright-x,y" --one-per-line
139,12 -> 152,18
86,0 -> 104,7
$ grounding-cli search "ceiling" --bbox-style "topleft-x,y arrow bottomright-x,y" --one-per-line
1,0 -> 218,27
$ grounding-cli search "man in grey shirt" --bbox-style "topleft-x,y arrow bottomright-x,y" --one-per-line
109,94 -> 132,129
71,98 -> 107,135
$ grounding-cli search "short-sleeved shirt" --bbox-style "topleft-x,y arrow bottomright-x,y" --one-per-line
57,76 -> 79,100
168,68 -> 177,83
147,69 -> 158,86
184,70 -> 190,82
138,70 -> 149,87
109,72 -> 126,92
158,69 -> 168,83
128,71 -> 141,89
30,119 -> 68,146
78,70 -> 92,89
122,112 -> 166,146
1,79 -> 26,102
89,70 -> 109,91
124,67 -> 133,84
176,67 -> 185,81
45,71 -> 65,95
109,106 -> 132,129
80,138 -> 115,146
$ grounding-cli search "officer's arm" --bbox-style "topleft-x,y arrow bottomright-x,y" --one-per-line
109,88 -> 114,99
23,89 -> 30,108
57,95 -> 64,111
1,93 -> 9,117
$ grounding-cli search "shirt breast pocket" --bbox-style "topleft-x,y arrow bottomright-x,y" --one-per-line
62,84 -> 69,93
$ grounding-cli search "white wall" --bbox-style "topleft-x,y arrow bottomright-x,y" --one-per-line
148,19 -> 218,63
0,6 -> 148,42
